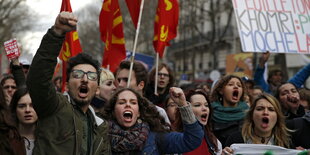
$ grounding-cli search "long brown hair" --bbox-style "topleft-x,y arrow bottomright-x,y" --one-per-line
104,88 -> 169,132
0,85 -> 26,155
241,93 -> 291,147
188,90 -> 219,152
0,85 -> 15,127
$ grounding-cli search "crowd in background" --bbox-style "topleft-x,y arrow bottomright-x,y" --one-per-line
1,11 -> 310,155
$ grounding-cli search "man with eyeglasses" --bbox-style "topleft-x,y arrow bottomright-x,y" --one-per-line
1,74 -> 17,105
145,63 -> 175,108
26,12 -> 110,155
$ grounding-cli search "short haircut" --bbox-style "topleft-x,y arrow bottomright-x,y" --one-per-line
99,68 -> 115,86
148,63 -> 175,88
66,53 -> 100,83
299,88 -> 310,109
116,60 -> 148,91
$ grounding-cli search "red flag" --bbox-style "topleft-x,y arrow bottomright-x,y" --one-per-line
153,0 -> 179,58
125,0 -> 141,28
99,0 -> 126,72
59,0 -> 83,92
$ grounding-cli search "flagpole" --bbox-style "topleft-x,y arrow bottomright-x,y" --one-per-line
154,52 -> 159,95
127,0 -> 145,88
107,64 -> 110,71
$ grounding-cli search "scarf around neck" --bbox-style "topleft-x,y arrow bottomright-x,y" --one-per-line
109,120 -> 150,153
211,101 -> 249,123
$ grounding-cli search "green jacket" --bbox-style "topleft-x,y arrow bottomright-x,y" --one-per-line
26,29 -> 111,155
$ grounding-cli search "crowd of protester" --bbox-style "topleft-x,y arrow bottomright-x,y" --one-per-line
1,11 -> 310,155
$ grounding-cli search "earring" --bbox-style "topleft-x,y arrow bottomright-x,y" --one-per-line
219,96 -> 223,102
137,118 -> 142,124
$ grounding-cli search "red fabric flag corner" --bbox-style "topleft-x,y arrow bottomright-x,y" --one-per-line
153,0 -> 179,58
59,0 -> 83,92
99,0 -> 126,73
125,0 -> 142,28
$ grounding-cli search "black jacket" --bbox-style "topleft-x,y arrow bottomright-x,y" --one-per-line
286,111 -> 310,149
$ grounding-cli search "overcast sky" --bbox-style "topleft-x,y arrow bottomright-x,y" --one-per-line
22,0 -> 95,59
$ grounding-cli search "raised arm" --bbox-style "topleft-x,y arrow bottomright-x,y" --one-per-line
26,12 -> 78,118
10,58 -> 26,88
157,87 -> 203,154
253,51 -> 271,93
288,63 -> 310,88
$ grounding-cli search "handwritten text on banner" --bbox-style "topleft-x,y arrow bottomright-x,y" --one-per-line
232,0 -> 310,54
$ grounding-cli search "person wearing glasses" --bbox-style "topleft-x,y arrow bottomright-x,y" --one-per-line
145,63 -> 175,108
1,74 -> 17,106
26,12 -> 110,154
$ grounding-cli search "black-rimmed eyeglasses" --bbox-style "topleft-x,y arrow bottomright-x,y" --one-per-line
71,70 -> 98,81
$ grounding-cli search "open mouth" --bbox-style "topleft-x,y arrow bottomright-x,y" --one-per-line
262,117 -> 269,124
79,85 -> 88,98
261,117 -> 269,128
123,111 -> 133,119
287,97 -> 298,103
232,90 -> 239,100
201,114 -> 208,121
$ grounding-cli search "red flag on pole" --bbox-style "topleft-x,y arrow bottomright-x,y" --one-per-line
125,0 -> 141,28
99,0 -> 126,72
59,0 -> 83,92
153,0 -> 179,58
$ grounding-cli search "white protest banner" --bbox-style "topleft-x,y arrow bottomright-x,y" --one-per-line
4,38 -> 20,60
231,144 -> 305,155
232,0 -> 310,54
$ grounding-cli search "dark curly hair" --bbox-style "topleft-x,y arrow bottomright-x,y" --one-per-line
210,74 -> 245,104
66,53 -> 100,84
103,88 -> 169,132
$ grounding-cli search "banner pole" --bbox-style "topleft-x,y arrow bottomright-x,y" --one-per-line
154,53 -> 159,95
127,0 -> 145,88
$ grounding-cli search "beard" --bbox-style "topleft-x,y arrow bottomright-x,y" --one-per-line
73,98 -> 89,107
68,92 -> 92,107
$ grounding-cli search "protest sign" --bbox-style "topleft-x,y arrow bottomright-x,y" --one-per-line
231,144 -> 305,155
4,38 -> 20,60
232,0 -> 310,54
226,53 -> 253,78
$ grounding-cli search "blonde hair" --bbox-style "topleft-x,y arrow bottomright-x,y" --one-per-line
99,68 -> 115,86
241,93 -> 291,147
